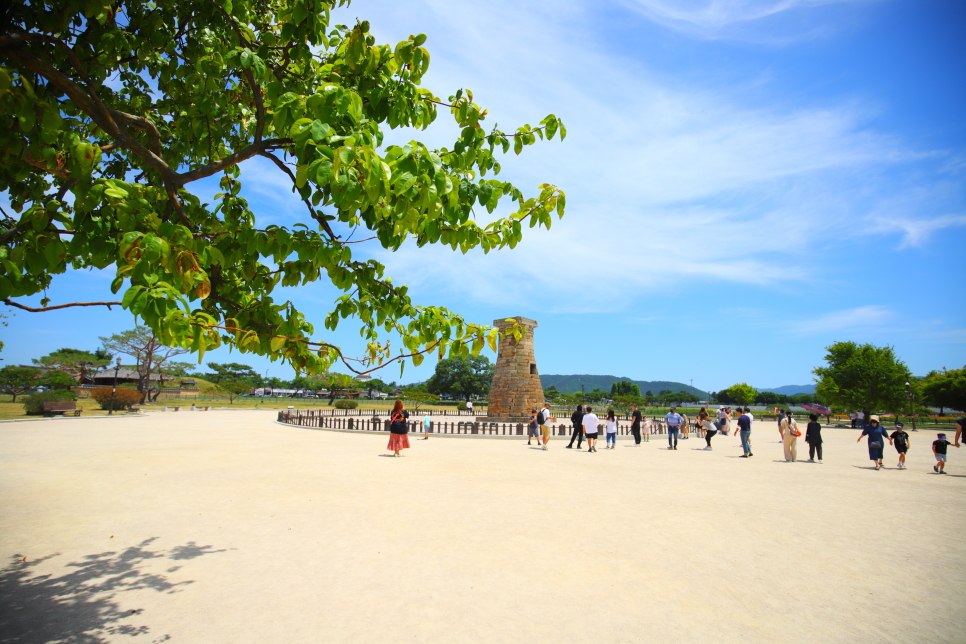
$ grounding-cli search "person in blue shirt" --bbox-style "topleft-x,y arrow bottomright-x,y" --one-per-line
856,415 -> 891,470
664,406 -> 684,450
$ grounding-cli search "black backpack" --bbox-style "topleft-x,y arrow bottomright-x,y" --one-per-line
537,409 -> 546,425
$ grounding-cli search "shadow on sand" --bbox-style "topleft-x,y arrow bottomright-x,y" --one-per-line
0,537 -> 226,643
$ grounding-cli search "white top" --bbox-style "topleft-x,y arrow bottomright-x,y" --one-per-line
605,419 -> 618,433
642,417 -> 652,429
467,402 -> 473,410
717,408 -> 727,420
539,408 -> 550,423
701,419 -> 715,432
746,413 -> 755,422
582,413 -> 600,433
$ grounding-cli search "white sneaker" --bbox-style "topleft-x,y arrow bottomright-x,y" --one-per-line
704,446 -> 711,450
818,460 -> 823,464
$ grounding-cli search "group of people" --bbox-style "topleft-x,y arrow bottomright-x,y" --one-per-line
385,399 -> 966,473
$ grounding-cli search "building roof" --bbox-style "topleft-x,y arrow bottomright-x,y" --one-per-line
91,369 -> 161,381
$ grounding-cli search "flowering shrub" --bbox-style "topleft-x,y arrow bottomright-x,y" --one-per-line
89,387 -> 142,411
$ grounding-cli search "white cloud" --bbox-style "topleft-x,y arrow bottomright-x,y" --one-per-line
784,305 -> 893,335
619,0 -> 878,41
871,214 -> 966,249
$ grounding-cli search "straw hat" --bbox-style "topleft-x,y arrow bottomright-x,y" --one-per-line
870,415 -> 880,422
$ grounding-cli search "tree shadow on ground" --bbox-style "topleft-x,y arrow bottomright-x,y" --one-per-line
0,537 -> 226,644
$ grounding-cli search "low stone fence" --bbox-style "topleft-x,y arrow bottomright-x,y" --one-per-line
277,409 -> 675,436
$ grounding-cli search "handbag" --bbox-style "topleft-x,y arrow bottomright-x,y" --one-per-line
869,441 -> 883,449
791,428 -> 801,437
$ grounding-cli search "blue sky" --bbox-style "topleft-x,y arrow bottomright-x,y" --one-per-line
3,0 -> 965,392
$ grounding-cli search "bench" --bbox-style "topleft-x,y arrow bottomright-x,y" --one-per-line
42,402 -> 82,417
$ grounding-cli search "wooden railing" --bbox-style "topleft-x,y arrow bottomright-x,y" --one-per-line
277,409 -> 674,436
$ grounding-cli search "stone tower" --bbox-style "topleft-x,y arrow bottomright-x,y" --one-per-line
487,317 -> 544,419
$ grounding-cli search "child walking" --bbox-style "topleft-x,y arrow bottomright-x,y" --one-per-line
605,409 -> 618,449
933,433 -> 956,474
890,422 -> 909,469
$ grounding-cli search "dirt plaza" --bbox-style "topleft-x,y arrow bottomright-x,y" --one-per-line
1,410 -> 963,643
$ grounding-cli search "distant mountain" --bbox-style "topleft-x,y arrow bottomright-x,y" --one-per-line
759,384 -> 816,395
540,374 -> 708,398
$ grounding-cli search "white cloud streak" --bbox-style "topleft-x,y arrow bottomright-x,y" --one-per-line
784,304 -> 893,335
619,0 -> 878,41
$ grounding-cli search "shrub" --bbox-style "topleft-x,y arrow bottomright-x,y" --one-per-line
88,387 -> 142,411
334,399 -> 358,409
22,390 -> 78,415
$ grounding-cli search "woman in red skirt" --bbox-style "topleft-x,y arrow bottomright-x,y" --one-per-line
387,399 -> 411,457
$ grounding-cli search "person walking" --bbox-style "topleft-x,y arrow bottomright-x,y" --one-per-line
680,411 -> 690,440
737,407 -> 754,457
664,406 -> 684,450
891,422 -> 910,469
567,405 -> 585,449
539,403 -> 552,450
582,406 -> 600,452
932,433 -> 956,473
716,407 -> 730,436
605,409 -> 618,449
387,399 -> 411,457
856,415 -> 891,470
630,403 -> 643,445
850,411 -> 858,429
421,411 -> 431,440
527,409 -> 540,446
805,413 -> 823,463
699,411 -> 716,450
780,410 -> 800,462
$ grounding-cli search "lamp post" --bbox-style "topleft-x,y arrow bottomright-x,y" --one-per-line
108,357 -> 121,416
905,381 -> 917,432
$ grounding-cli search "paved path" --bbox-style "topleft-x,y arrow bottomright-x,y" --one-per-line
1,411 -> 963,643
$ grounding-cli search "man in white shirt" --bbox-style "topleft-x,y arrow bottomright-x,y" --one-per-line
538,403 -> 552,450
466,400 -> 473,414
581,406 -> 601,453
664,406 -> 684,450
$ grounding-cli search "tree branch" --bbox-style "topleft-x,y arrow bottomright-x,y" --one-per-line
4,298 -> 122,312
207,0 -> 266,142
256,150 -> 338,240
0,34 -> 179,184
176,138 -> 291,184
107,109 -> 162,156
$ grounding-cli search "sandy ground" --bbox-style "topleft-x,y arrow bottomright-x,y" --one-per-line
0,411 -> 963,644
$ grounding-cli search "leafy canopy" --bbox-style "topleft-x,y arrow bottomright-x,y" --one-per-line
813,341 -> 911,415
0,0 -> 566,377
32,347 -> 110,381
921,367 -> 966,414
719,383 -> 758,407
425,355 -> 493,401
0,365 -> 42,402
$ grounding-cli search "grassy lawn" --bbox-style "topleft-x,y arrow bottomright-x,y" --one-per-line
0,398 -> 104,421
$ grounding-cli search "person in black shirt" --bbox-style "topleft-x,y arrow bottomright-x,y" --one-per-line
890,422 -> 910,470
932,433 -> 957,474
955,417 -> 965,448
804,413 -> 823,463
630,404 -> 642,445
387,399 -> 411,457
567,405 -> 584,449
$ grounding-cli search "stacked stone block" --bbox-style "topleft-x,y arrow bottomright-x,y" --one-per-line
487,317 -> 544,419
